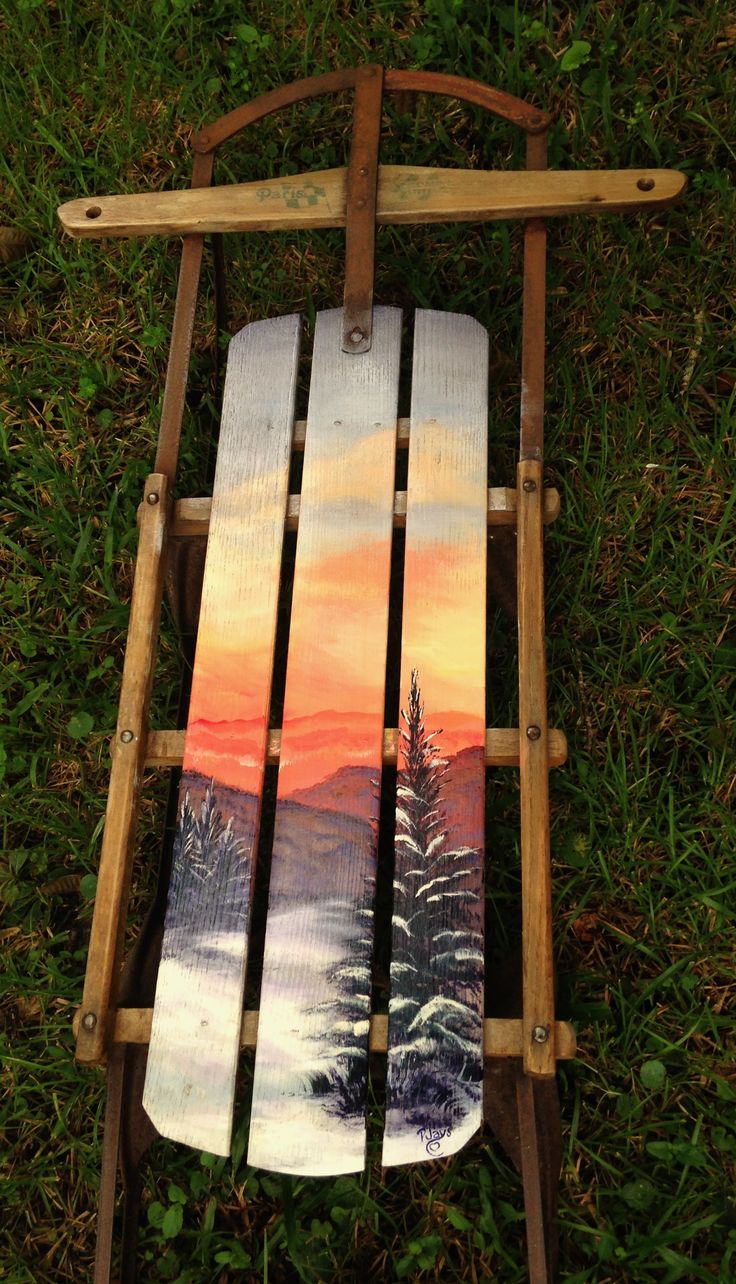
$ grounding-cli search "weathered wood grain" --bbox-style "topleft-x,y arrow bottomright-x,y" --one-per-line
57,166 -> 686,238
383,311 -> 488,1166
142,315 -> 301,1155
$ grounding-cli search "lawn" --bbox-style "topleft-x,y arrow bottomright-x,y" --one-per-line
2,2 -> 735,1281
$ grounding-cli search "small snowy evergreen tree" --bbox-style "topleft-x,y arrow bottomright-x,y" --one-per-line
388,670 -> 483,1120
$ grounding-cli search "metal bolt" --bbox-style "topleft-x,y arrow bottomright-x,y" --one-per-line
146,490 -> 159,505
637,177 -> 655,192
526,725 -> 541,741
529,113 -> 543,126
347,328 -> 365,345
532,1024 -> 549,1044
522,479 -> 537,492
356,198 -> 366,210
120,729 -> 135,743
81,1011 -> 97,1032
358,166 -> 368,176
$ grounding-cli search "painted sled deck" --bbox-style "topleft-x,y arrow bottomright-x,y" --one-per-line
145,306 -> 489,1173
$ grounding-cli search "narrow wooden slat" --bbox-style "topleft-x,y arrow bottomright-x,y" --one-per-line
143,726 -> 568,770
518,458 -> 556,1077
58,166 -> 686,238
142,316 -> 301,1155
76,474 -> 169,1065
166,484 -> 560,535
247,307 -> 402,1177
383,311 -> 488,1166
111,1008 -> 577,1059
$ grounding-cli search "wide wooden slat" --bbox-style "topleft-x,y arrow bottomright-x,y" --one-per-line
110,1008 -> 578,1060
143,725 -> 568,769
247,307 -> 401,1177
164,483 -> 560,535
58,165 -> 686,237
383,311 -> 488,1167
142,315 -> 301,1155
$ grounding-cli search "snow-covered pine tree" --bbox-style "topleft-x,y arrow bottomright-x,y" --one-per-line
388,670 -> 483,1115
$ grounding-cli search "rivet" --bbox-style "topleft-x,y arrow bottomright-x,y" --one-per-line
637,177 -> 655,192
532,1024 -> 549,1044
81,1011 -> 97,1032
526,725 -> 541,741
356,198 -> 366,210
120,729 -> 135,743
146,491 -> 159,505
358,166 -> 368,176
523,479 -> 537,492
348,328 -> 364,345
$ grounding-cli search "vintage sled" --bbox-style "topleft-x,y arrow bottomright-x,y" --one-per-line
59,67 -> 684,1283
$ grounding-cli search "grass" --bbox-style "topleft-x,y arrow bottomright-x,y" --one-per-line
1,0 -> 735,1280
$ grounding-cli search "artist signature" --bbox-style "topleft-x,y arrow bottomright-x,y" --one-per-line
256,182 -> 327,209
417,1124 -> 452,1156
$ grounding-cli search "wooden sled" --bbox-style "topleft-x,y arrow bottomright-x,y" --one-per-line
59,67 -> 684,1283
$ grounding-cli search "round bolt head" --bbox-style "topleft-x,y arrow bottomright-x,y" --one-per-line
526,725 -> 542,741
637,177 -> 655,192
146,491 -> 160,505
120,729 -> 135,743
522,478 -> 537,492
532,1024 -> 549,1043
348,328 -> 364,345
81,1011 -> 97,1032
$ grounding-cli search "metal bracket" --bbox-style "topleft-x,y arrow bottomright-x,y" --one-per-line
342,65 -> 383,353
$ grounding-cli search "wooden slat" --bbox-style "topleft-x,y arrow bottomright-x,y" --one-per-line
143,725 -> 568,769
58,165 -> 686,238
165,484 -> 560,536
383,311 -> 488,1167
110,1008 -> 577,1060
518,458 -> 556,1077
247,307 -> 402,1177
76,473 -> 169,1065
142,316 -> 301,1155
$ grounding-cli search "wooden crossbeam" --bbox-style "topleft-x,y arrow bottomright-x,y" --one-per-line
142,726 -> 568,770
107,1008 -> 578,1060
160,483 -> 561,537
58,165 -> 686,238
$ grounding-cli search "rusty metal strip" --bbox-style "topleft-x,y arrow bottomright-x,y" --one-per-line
384,69 -> 550,133
342,65 -> 383,351
516,1072 -> 550,1283
519,132 -> 548,461
154,150 -> 214,482
193,67 -> 363,154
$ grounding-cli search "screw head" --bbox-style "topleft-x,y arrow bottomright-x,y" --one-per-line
347,327 -> 365,345
637,177 -> 655,192
81,1011 -> 97,1032
532,1024 -> 549,1044
120,729 -> 135,743
522,479 -> 537,492
146,491 -> 159,505
526,725 -> 542,741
